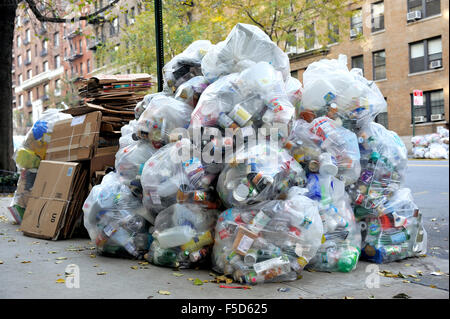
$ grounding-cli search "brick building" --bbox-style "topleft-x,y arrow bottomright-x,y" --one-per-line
289,0 -> 448,137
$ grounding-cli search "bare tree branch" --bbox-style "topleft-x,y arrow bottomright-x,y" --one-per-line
24,0 -> 120,23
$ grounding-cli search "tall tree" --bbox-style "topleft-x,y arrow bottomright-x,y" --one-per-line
0,0 -> 121,170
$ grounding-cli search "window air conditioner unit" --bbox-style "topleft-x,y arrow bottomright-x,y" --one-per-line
414,116 -> 426,123
407,10 -> 421,21
431,114 -> 444,121
430,59 -> 442,69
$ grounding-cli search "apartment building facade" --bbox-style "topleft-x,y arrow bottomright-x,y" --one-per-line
289,0 -> 449,137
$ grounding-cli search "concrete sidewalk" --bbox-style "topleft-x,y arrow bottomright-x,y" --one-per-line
1,196 -> 448,299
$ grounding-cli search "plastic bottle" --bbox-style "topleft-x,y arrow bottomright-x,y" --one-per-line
154,225 -> 195,249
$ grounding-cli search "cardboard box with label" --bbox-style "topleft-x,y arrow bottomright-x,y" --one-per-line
45,111 -> 102,162
20,161 -> 88,240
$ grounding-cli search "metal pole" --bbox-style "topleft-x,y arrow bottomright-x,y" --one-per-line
154,0 -> 164,92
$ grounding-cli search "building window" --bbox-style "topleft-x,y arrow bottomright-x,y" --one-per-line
304,23 -> 315,51
411,89 -> 445,123
407,0 -> 440,20
79,39 -> 82,53
409,36 -> 442,73
375,111 -> 388,129
27,69 -> 32,80
55,79 -> 62,96
44,83 -> 49,95
26,29 -> 31,42
43,40 -> 48,51
130,7 -> 135,24
87,59 -> 91,73
26,49 -> 31,63
34,44 -> 38,57
17,55 -> 22,66
372,50 -> 386,80
350,8 -> 363,37
35,65 -> 39,75
80,62 -> 83,75
19,95 -> 23,108
371,1 -> 384,32
54,32 -> 59,47
125,10 -> 129,26
54,55 -> 60,68
17,36 -> 21,48
110,17 -> 119,36
328,20 -> 339,44
43,61 -> 49,72
18,74 -> 23,86
351,55 -> 364,75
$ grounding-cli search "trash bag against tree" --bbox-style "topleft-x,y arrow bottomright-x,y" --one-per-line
217,143 -> 307,208
83,172 -> 152,258
136,95 -> 193,149
201,23 -> 290,83
300,54 -> 386,128
212,187 -> 323,284
174,76 -> 210,108
163,40 -> 212,93
115,140 -> 156,187
14,109 -> 73,169
144,203 -> 218,268
285,118 -> 361,185
305,176 -> 362,272
359,188 -> 427,263
348,122 -> 408,217
141,139 -> 221,223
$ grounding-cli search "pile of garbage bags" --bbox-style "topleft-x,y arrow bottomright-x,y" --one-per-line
81,23 -> 427,283
8,109 -> 72,223
411,126 -> 449,159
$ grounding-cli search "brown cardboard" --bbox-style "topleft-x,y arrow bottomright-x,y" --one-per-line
20,161 -> 86,240
45,111 -> 102,161
232,226 -> 259,256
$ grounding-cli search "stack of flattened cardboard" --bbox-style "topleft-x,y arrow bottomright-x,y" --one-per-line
20,161 -> 89,240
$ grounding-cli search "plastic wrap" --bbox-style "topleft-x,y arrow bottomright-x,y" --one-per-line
174,76 -> 209,107
163,40 -> 212,93
201,23 -> 290,83
212,187 -> 323,284
300,54 -> 386,127
144,203 -> 218,268
136,95 -> 193,148
217,143 -> 306,208
115,140 -> 156,187
348,122 -> 408,215
141,139 -> 221,222
305,177 -> 361,272
83,172 -> 152,258
285,118 -> 361,185
359,188 -> 427,263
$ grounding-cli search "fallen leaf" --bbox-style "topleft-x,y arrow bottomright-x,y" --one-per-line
55,261 -> 63,264
55,278 -> 66,284
187,278 -> 194,281
414,279 -> 421,282
404,264 -> 411,267
203,280 -> 209,283
21,261 -> 31,264
158,290 -> 171,295
97,272 -> 107,275
393,293 -> 411,299
368,295 -> 375,299
416,270 -> 423,275
48,251 -> 58,254
431,218 -> 437,222
431,247 -> 440,250
408,274 -> 417,278
147,296 -> 154,299
172,272 -> 184,277
402,280 -> 410,283
130,266 -> 139,270
0,261 -> 3,264
343,296 -> 355,299
397,272 -> 408,279
138,261 -> 149,265
430,285 -> 437,288
56,257 -> 67,260
378,270 -> 397,278
193,278 -> 203,286
89,254 -> 96,258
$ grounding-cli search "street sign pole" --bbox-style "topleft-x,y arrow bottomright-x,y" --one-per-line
154,0 -> 164,92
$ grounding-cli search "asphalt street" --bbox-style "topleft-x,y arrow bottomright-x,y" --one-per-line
404,159 -> 449,260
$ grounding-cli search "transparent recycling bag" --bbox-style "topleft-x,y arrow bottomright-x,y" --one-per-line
359,188 -> 427,263
163,40 -> 212,93
300,54 -> 386,127
136,95 -> 193,149
348,122 -> 408,214
201,23 -> 290,83
217,143 -> 307,208
145,203 -> 218,268
141,139 -> 221,223
212,187 -> 323,284
285,118 -> 361,185
174,75 -> 209,108
83,172 -> 152,258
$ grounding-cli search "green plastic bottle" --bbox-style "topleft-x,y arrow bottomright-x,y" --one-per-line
337,246 -> 360,272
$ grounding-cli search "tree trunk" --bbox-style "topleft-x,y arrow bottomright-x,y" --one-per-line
0,1 -> 18,171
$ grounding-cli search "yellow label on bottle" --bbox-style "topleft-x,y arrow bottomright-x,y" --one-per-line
180,231 -> 214,253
